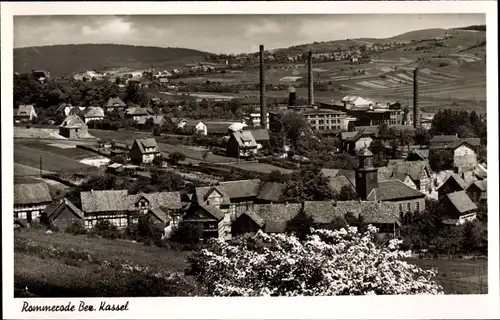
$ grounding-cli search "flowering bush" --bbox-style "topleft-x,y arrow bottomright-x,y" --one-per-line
187,226 -> 443,296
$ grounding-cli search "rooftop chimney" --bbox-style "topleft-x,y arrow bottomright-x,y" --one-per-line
413,68 -> 420,128
259,45 -> 267,129
308,51 -> 314,106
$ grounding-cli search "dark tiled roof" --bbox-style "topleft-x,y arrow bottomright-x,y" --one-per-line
253,203 -> 303,233
236,209 -> 266,227
193,186 -> 231,205
430,135 -> 459,143
81,190 -> 131,213
256,182 -> 285,202
367,179 -> 425,201
131,191 -> 182,210
149,207 -> 169,224
137,116 -> 166,125
467,179 -> 487,192
302,200 -> 401,225
446,191 -> 478,214
218,179 -> 262,199
14,183 -> 52,205
199,204 -> 225,220
438,173 -> 468,191
46,198 -> 84,220
133,138 -> 159,154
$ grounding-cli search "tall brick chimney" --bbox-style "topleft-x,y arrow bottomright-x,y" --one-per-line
259,45 -> 267,129
413,68 -> 420,128
308,50 -> 314,106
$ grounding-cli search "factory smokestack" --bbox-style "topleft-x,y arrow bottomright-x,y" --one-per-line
308,51 -> 314,106
259,45 -> 267,129
288,86 -> 297,107
413,68 -> 420,128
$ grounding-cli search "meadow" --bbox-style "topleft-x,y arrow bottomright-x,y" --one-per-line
13,229 -> 487,297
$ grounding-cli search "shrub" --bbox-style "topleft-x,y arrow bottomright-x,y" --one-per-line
187,226 -> 443,296
65,221 -> 87,235
91,220 -> 122,240
170,222 -> 203,245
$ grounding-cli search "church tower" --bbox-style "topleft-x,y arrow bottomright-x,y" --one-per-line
355,148 -> 379,200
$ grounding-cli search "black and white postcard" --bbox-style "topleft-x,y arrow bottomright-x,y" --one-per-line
2,1 -> 499,319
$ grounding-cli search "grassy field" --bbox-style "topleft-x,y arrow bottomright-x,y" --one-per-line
14,229 -> 195,297
89,129 -> 238,163
17,140 -> 98,160
14,144 -> 97,174
13,229 -> 487,296
408,258 -> 488,294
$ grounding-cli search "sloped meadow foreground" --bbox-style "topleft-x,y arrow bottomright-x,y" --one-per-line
14,226 -> 487,297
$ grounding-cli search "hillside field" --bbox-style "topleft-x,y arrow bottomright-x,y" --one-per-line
14,229 -> 487,297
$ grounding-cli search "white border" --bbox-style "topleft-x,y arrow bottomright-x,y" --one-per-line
2,2 -> 499,320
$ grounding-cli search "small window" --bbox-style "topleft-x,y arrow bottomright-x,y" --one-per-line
407,202 -> 411,212
416,202 -> 420,212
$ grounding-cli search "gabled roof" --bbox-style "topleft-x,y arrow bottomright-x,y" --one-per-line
132,138 -> 159,154
449,138 -> 481,150
149,207 -> 170,224
467,179 -> 487,192
445,191 -> 478,214
235,209 -> 266,227
231,130 -> 258,147
16,105 -> 36,116
105,97 -> 126,108
392,161 -> 430,181
367,179 -> 426,201
60,115 -> 87,128
199,204 -> 225,220
45,198 -> 84,220
341,131 -> 359,141
437,173 -> 468,191
246,129 -> 270,141
406,149 -> 429,161
83,107 -> 105,118
354,126 -> 379,136
130,191 -> 182,210
256,182 -> 285,203
252,203 -> 303,233
193,186 -> 231,205
218,179 -> 262,199
81,190 -> 131,213
14,183 -> 52,205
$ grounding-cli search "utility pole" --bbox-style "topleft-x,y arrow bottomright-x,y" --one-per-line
39,155 -> 42,177
237,143 -> 240,164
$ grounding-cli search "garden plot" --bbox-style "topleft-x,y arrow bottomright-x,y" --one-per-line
357,81 -> 388,89
14,127 -> 66,140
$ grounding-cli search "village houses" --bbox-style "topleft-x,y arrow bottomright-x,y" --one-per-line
129,138 -> 161,164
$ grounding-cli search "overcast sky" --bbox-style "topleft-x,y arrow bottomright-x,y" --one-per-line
14,14 -> 485,54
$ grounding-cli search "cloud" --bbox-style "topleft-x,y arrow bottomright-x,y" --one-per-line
244,20 -> 283,38
81,16 -> 133,37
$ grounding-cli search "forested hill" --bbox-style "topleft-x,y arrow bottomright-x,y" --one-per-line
14,44 -> 211,76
